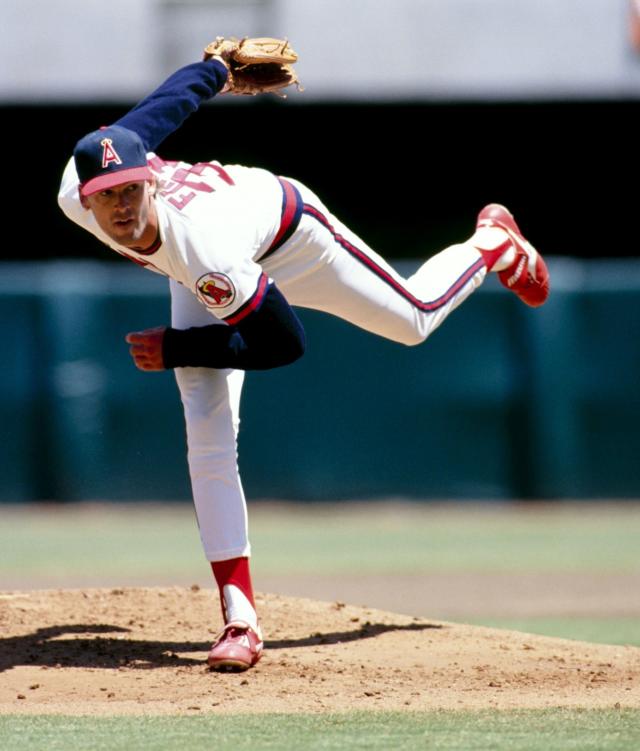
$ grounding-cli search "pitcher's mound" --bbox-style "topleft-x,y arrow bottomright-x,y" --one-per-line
1,587 -> 638,715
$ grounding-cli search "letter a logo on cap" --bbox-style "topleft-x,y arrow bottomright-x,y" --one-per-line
100,138 -> 123,169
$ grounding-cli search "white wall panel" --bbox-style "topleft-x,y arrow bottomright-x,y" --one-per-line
0,1 -> 155,100
1,0 -> 639,102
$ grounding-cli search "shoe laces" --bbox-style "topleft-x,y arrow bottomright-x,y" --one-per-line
225,626 -> 247,641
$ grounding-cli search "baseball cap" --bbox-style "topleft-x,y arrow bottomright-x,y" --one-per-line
74,125 -> 152,197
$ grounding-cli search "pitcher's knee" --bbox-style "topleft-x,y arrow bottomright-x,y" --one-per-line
388,312 -> 439,346
397,326 -> 429,347
399,334 -> 422,347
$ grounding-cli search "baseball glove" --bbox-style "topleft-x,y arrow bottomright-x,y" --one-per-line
203,36 -> 302,96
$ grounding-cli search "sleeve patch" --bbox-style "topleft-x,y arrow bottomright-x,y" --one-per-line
195,272 -> 236,309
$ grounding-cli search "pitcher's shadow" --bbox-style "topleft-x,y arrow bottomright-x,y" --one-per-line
0,621 -> 443,672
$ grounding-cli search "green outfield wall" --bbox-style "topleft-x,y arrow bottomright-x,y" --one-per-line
1,260 -> 638,502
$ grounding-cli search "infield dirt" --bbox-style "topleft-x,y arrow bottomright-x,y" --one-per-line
1,587 -> 638,715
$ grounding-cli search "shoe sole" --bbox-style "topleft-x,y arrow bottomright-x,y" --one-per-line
208,658 -> 254,672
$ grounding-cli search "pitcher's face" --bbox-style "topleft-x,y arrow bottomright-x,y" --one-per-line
83,179 -> 156,248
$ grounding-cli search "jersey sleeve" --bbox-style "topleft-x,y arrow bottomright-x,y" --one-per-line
163,281 -> 306,370
115,60 -> 228,152
184,241 -> 270,325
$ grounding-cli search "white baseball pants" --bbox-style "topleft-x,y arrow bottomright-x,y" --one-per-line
170,178 -> 487,561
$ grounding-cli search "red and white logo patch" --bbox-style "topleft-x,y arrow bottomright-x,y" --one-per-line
100,138 -> 122,169
196,272 -> 236,309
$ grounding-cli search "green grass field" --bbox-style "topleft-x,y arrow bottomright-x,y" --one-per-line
3,501 -> 639,578
1,709 -> 639,751
1,501 -> 639,749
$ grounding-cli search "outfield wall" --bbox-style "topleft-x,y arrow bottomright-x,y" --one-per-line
1,260 -> 638,502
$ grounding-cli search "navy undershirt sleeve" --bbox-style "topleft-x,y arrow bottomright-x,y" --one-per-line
114,60 -> 228,152
162,283 -> 306,370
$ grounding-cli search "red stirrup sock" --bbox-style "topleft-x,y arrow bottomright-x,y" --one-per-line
211,557 -> 257,626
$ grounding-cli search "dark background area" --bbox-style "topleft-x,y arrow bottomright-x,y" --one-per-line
7,99 -> 637,263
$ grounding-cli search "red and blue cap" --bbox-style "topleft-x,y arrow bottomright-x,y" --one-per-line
74,125 -> 152,198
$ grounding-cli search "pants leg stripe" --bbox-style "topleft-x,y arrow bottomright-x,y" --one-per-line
302,204 -> 485,312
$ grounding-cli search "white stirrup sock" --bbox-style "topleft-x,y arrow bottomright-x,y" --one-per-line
222,584 -> 258,628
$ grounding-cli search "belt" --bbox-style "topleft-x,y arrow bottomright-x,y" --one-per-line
258,177 -> 304,262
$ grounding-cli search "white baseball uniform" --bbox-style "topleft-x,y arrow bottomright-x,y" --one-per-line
58,153 -> 487,561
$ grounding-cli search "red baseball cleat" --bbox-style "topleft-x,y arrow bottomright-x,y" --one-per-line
207,621 -> 263,672
476,203 -> 550,307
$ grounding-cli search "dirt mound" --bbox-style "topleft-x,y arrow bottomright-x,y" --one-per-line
1,588 -> 638,715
